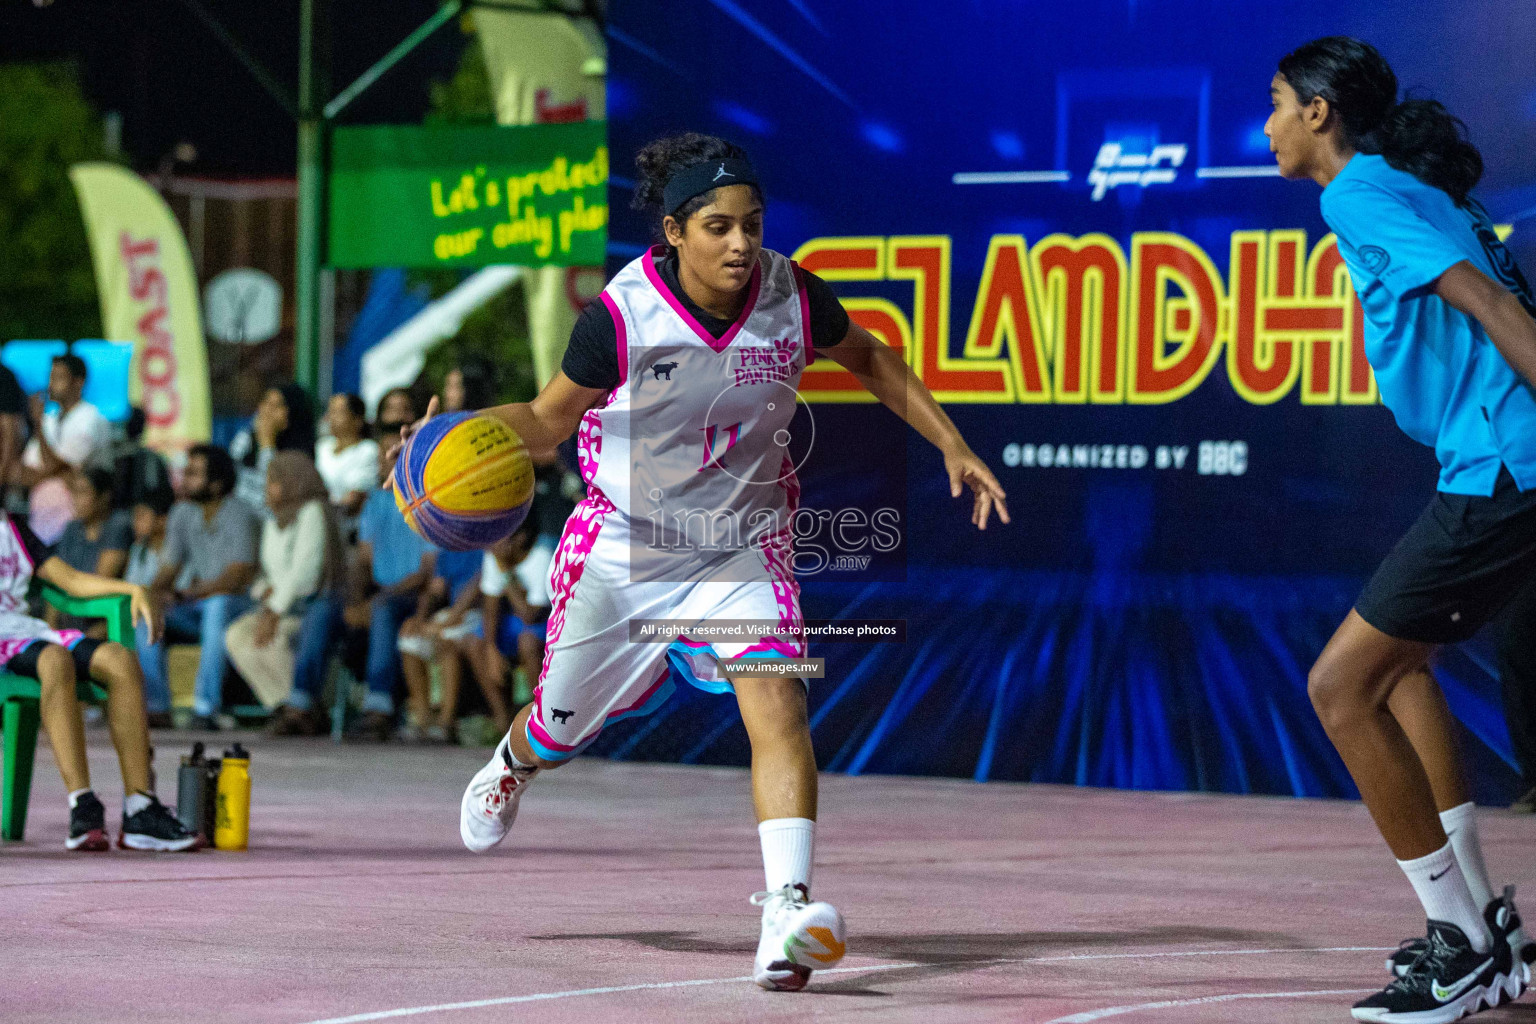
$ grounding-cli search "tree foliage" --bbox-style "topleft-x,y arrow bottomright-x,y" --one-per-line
0,63 -> 112,341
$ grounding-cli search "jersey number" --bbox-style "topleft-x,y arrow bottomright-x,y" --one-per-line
699,422 -> 742,471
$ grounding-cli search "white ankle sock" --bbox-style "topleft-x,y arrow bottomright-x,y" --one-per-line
67,788 -> 93,809
124,791 -> 154,816
1439,802 -> 1495,910
759,817 -> 814,894
1399,842 -> 1492,952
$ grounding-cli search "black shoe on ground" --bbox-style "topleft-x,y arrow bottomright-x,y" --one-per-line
66,792 -> 108,851
345,710 -> 393,743
1356,920 -> 1510,1022
120,795 -> 201,851
1391,888 -> 1536,998
267,705 -> 326,737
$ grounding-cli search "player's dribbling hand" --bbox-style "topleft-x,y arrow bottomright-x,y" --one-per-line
944,447 -> 1010,531
382,396 -> 438,479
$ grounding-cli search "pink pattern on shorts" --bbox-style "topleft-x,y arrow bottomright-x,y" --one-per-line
536,491 -> 615,686
743,500 -> 805,658
0,628 -> 84,670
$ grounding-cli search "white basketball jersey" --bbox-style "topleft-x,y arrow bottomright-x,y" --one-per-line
580,245 -> 809,568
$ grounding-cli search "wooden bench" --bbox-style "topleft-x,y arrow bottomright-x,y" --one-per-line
0,586 -> 132,842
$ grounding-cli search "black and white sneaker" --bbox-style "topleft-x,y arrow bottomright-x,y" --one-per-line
66,792 -> 109,851
119,796 -> 201,852
1492,886 -> 1535,994
1389,888 -> 1534,998
1355,920 -> 1510,1022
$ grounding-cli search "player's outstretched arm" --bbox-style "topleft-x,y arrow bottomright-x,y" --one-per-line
824,323 -> 1010,530
1434,259 -> 1536,390
386,372 -> 608,465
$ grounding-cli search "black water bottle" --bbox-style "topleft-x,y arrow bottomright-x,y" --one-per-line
201,756 -> 222,842
176,742 -> 206,836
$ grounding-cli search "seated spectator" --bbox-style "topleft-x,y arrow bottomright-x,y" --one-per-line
56,466 -> 132,579
395,546 -> 482,743
16,354 -> 113,543
0,362 -> 25,514
137,444 -> 260,730
375,387 -> 418,438
465,519 -> 553,732
0,508 -> 197,851
315,392 -> 378,526
229,384 -> 315,514
125,486 -> 177,727
48,467 -> 134,639
269,443 -> 433,739
224,452 -> 344,710
441,357 -> 497,413
92,407 -> 172,510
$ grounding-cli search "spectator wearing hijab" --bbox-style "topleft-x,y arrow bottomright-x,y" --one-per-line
229,384 -> 316,514
224,452 -> 344,710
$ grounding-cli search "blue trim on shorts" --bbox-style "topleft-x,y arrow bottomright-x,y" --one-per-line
524,677 -> 677,763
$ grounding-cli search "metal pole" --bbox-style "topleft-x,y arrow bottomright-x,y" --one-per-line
294,0 -> 330,393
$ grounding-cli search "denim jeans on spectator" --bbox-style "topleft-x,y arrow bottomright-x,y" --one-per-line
283,594 -> 344,713
363,593 -> 416,715
136,593 -> 255,717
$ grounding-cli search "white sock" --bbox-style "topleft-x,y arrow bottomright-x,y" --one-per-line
1439,802 -> 1495,910
67,788 -> 93,809
124,791 -> 154,816
1399,842 -> 1493,952
759,817 -> 814,894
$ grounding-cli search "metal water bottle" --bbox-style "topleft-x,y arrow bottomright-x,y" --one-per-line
176,742 -> 206,837
214,744 -> 251,851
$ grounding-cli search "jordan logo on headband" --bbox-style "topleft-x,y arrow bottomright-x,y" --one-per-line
713,163 -> 734,181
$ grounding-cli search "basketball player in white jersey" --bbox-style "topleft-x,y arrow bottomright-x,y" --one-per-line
403,133 -> 1007,990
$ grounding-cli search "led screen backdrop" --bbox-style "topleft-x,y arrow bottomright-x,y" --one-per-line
591,0 -> 1536,799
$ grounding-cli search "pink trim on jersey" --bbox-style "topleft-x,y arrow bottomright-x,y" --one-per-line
0,638 -> 34,667
641,244 -> 763,354
792,262 -> 815,365
599,291 -> 628,386
576,408 -> 603,486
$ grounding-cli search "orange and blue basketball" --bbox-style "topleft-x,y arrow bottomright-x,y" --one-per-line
392,411 -> 535,550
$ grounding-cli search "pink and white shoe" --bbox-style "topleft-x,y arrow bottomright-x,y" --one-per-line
459,737 -> 538,853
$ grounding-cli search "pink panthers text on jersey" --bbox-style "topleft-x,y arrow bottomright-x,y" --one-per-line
580,245 -> 811,574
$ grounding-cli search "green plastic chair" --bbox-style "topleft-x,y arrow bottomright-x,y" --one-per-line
0,586 -> 133,842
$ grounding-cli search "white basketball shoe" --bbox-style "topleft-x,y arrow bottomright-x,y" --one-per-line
751,884 -> 847,991
459,737 -> 538,853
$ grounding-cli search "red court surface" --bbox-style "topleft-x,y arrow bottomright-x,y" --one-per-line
4,731 -> 1533,1024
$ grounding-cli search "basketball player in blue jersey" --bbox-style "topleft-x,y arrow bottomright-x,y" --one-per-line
397,133 -> 1008,990
1267,37 -> 1536,1022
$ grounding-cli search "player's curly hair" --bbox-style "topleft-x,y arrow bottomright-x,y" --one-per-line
632,132 -> 764,240
1278,37 -> 1482,205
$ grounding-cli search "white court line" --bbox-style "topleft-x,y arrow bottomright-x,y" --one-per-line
1043,987 -> 1375,1023
953,170 -> 1072,184
297,963 -> 922,1024
1196,165 -> 1282,178
297,946 -> 1392,1024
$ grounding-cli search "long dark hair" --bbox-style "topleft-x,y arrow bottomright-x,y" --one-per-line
1277,37 -> 1482,205
242,383 -> 317,468
631,133 -> 763,245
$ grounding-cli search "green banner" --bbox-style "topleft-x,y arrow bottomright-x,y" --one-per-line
327,122 -> 607,269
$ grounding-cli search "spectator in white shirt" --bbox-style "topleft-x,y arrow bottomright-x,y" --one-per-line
16,354 -> 113,543
315,392 -> 379,527
224,451 -> 344,709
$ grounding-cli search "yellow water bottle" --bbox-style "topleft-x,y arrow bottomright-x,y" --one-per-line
214,743 -> 251,851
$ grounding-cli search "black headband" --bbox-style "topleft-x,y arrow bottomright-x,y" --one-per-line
661,157 -> 759,215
